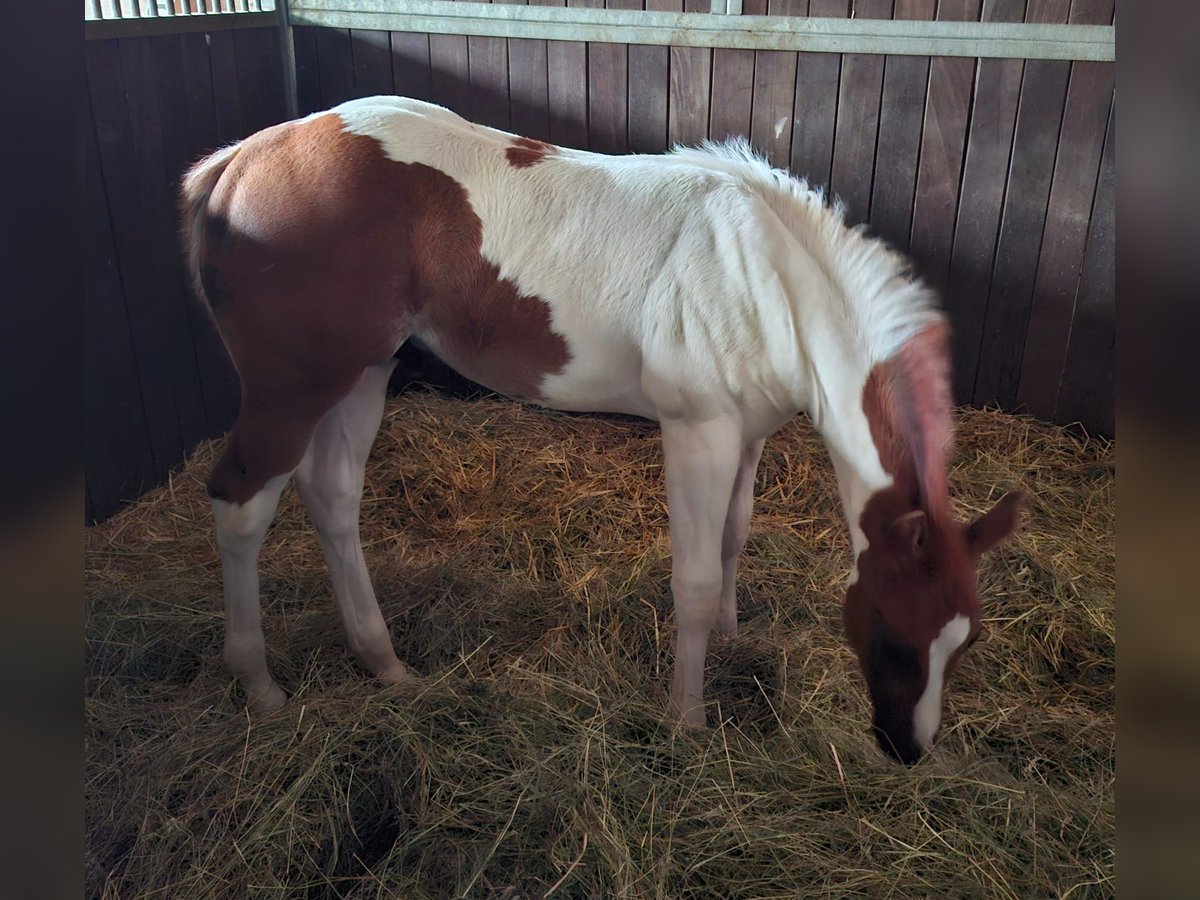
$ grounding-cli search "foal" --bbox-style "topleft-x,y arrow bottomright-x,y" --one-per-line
181,97 -> 1022,763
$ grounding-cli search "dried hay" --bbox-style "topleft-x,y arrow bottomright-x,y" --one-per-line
85,392 -> 1114,898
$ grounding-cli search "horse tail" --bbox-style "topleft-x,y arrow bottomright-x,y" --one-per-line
179,142 -> 242,310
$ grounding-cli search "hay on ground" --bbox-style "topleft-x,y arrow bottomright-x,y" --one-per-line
85,393 -> 1115,898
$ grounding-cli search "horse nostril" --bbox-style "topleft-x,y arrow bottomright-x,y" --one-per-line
874,726 -> 923,766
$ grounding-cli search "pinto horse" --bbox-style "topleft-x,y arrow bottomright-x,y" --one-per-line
180,97 -> 1023,763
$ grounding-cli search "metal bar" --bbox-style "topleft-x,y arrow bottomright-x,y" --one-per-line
288,0 -> 1114,61
85,10 -> 276,39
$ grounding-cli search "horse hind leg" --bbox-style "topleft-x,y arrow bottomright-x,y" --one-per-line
208,382 -> 358,711
294,362 -> 413,684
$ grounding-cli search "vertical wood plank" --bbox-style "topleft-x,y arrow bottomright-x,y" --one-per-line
944,0 -> 1026,402
350,28 -> 395,97
508,0 -> 551,140
710,0 -> 763,142
749,0 -> 805,168
868,0 -> 936,249
293,26 -> 323,116
391,32 -> 434,103
1016,0 -> 1116,418
972,0 -> 1072,408
85,81 -> 157,518
313,27 -> 356,108
548,0 -> 588,148
669,0 -> 712,147
790,0 -> 848,190
119,36 -> 211,454
628,0 -> 674,154
588,0 -> 636,154
429,32 -> 472,116
1054,103 -> 1113,433
468,2 -> 512,130
87,40 -> 184,475
208,31 -> 247,142
830,0 -> 894,224
907,0 -> 981,293
234,26 -> 289,135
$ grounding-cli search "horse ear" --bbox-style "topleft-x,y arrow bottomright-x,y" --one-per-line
888,509 -> 927,558
965,490 -> 1025,559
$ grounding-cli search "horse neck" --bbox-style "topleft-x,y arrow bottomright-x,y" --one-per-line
808,318 -> 955,574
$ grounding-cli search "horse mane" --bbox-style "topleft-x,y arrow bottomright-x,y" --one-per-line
672,138 -> 954,519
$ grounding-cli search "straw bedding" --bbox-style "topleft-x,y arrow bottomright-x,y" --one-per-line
85,391 -> 1114,898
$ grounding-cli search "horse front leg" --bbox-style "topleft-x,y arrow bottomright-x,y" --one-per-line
716,438 -> 766,639
661,416 -> 744,726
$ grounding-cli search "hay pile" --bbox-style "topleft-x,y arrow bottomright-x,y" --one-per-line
85,393 -> 1114,898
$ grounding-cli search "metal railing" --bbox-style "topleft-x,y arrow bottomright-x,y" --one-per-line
86,1 -> 276,18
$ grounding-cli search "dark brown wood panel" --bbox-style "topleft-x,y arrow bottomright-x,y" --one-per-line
830,0 -> 893,225
710,0 -> 764,143
972,0 -> 1072,408
429,33 -> 472,116
588,0 -> 635,153
907,0 -> 981,294
944,0 -> 1026,401
1054,103 -> 1113,432
749,0 -> 806,168
549,1 -> 589,148
668,0 -> 713,146
351,28 -> 396,96
314,27 -> 356,108
1016,0 -> 1116,418
628,0 -> 674,154
790,0 -> 849,191
508,1 -> 552,140
468,2 -> 513,129
868,0 -> 936,249
391,32 -> 435,103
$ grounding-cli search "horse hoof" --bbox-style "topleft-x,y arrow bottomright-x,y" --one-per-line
376,663 -> 418,685
247,683 -> 287,713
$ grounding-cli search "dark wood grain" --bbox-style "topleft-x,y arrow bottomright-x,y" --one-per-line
548,0 -> 588,148
208,30 -> 247,142
830,0 -> 893,225
350,28 -> 395,97
313,27 -> 356,108
668,0 -> 713,146
628,0 -> 674,154
907,0 -> 981,293
972,0 -> 1071,408
390,32 -> 434,103
868,0 -> 936,248
944,0 -> 1025,402
508,0 -> 551,140
790,0 -> 849,190
87,40 -> 183,476
1054,102 -> 1113,432
429,33 -> 472,117
292,26 -> 323,116
749,0 -> 806,168
709,0 -> 764,143
469,2 -> 512,129
588,0 -> 635,154
1016,0 -> 1116,418
85,83 -> 157,520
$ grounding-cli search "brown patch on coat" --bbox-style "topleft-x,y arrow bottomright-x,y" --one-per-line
191,113 -> 570,504
505,136 -> 555,169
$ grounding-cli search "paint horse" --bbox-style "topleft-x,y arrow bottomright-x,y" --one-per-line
181,96 -> 1023,764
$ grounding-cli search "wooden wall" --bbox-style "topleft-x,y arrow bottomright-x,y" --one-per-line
292,0 -> 1115,436
85,26 -> 289,522
84,2 -> 1114,520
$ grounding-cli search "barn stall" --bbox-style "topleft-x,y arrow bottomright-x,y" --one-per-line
85,2 -> 1115,896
